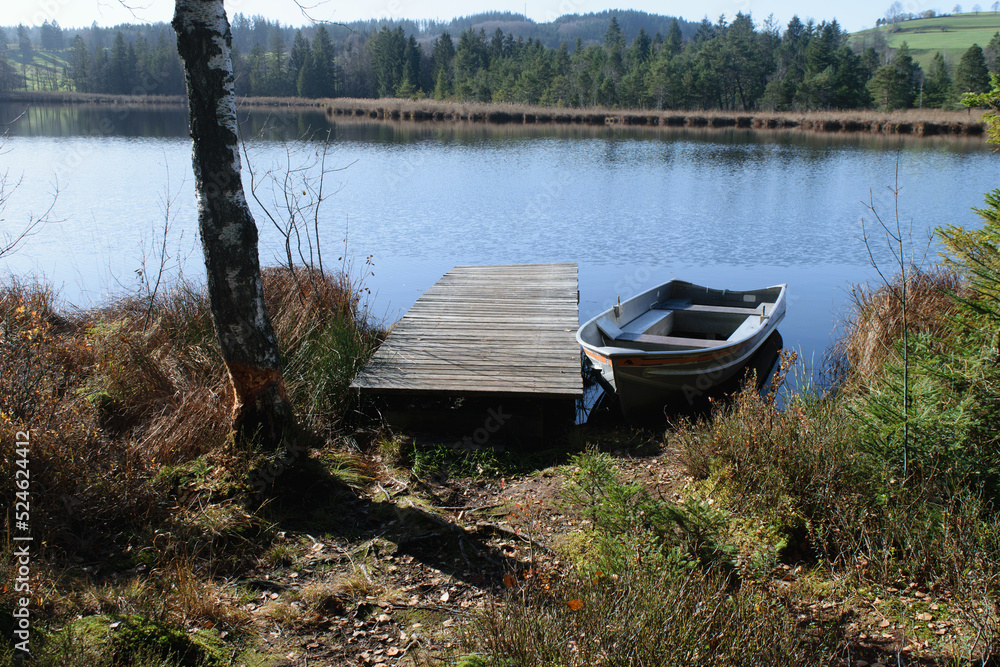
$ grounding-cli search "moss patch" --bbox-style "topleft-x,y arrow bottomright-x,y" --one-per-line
61,614 -> 228,666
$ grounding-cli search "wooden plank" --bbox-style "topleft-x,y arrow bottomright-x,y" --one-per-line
614,332 -> 723,349
656,299 -> 764,316
352,263 -> 582,398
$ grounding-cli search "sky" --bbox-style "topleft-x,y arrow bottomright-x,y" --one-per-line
12,0 -> 911,33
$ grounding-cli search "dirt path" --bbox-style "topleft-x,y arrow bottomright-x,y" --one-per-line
242,435 -> 687,666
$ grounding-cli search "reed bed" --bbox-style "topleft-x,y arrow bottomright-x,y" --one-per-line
13,90 -> 987,137
835,268 -> 964,382
315,96 -> 987,137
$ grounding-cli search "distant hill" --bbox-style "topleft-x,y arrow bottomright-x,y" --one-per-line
312,10 -> 699,50
850,11 -> 1000,69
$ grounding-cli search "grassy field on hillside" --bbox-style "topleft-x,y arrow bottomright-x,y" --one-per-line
852,12 -> 1000,70
4,48 -> 71,91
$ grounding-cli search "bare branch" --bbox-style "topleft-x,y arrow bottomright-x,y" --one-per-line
0,170 -> 59,259
290,0 -> 352,29
240,113 -> 354,302
137,161 -> 187,331
101,0 -> 151,22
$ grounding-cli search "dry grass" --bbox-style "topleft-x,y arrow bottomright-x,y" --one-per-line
0,264 -> 384,664
0,281 -> 166,562
835,268 -> 964,383
312,97 -> 988,136
0,266 -> 377,569
261,265 -> 363,347
258,575 -> 384,629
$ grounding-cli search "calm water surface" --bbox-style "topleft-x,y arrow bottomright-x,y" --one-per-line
1,103 -> 996,382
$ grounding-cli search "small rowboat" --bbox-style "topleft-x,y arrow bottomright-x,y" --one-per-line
577,280 -> 786,420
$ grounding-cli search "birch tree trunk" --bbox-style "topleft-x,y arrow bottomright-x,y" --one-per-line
172,0 -> 296,449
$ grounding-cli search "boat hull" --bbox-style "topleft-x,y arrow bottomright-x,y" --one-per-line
577,280 -> 786,421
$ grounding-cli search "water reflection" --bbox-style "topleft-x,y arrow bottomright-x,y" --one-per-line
1,103 -> 992,155
1,103 -> 191,138
0,101 -> 994,389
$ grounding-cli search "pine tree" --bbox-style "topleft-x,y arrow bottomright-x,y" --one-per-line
985,32 -> 1000,73
453,28 -> 488,100
628,27 -> 652,65
604,16 -> 625,86
91,42 -> 109,92
868,42 -> 920,109
40,20 -> 63,50
288,29 -> 309,93
17,25 -> 32,60
923,52 -> 953,108
295,51 -> 314,97
109,31 -> 133,94
402,35 -> 421,95
269,32 -> 286,97
307,26 -> 337,97
431,31 -> 455,98
247,43 -> 267,95
664,19 -> 683,57
954,43 -> 991,95
69,35 -> 90,92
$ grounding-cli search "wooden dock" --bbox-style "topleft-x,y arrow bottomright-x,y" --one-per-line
353,263 -> 582,398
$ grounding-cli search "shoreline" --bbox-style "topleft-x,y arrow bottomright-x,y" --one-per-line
2,90 -> 987,138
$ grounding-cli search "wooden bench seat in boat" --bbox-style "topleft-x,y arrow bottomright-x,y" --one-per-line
726,315 -> 762,342
620,308 -> 673,335
596,317 -> 723,350
596,310 -> 675,340
614,332 -> 723,349
655,298 -> 766,317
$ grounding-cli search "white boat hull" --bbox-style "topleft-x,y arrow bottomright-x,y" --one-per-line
577,280 -> 786,421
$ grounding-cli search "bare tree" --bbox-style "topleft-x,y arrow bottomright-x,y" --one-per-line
172,0 -> 297,449
994,1 -> 1000,14
242,122 -> 355,291
886,1 -> 905,29
975,3 -> 983,13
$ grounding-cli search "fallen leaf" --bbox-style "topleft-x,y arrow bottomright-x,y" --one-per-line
503,574 -> 516,588
916,612 -> 934,622
567,599 -> 584,611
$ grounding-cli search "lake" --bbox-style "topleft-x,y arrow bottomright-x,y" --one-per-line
1,102 -> 995,386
